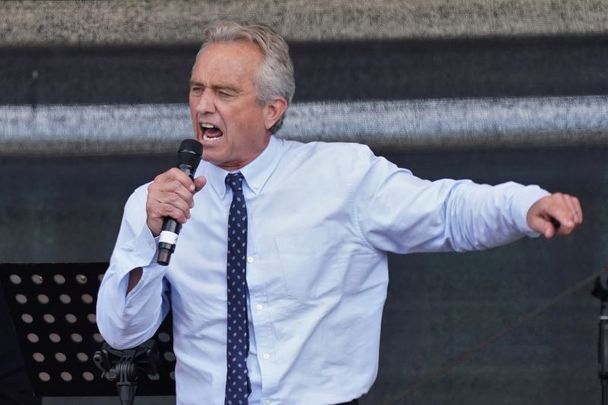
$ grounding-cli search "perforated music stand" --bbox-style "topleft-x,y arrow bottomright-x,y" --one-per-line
0,263 -> 175,398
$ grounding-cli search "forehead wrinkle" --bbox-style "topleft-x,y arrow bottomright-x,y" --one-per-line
192,42 -> 262,87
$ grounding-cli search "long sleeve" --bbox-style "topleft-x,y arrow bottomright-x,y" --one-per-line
93,139 -> 554,404
354,147 -> 549,253
96,185 -> 171,349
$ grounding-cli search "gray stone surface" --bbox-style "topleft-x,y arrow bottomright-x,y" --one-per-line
2,0 -> 608,45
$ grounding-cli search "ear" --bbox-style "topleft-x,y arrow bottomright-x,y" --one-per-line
262,97 -> 288,131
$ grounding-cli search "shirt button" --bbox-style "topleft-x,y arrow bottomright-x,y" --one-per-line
247,256 -> 254,263
265,400 -> 272,405
255,303 -> 264,311
262,352 -> 271,360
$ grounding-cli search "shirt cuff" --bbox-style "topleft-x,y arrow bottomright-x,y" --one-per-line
511,185 -> 551,237
128,223 -> 159,268
112,224 -> 166,297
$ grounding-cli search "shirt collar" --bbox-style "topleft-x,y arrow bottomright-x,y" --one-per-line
201,136 -> 283,199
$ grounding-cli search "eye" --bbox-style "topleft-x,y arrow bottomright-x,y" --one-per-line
217,89 -> 236,98
190,86 -> 203,96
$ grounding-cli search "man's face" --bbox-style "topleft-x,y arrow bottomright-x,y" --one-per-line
189,41 -> 275,171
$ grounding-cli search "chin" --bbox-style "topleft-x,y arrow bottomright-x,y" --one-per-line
201,150 -> 214,163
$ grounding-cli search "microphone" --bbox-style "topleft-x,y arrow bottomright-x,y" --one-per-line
157,139 -> 203,266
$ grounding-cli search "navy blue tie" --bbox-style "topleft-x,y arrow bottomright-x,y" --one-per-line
225,172 -> 250,404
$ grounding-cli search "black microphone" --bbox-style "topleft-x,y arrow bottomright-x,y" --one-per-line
157,139 -> 203,266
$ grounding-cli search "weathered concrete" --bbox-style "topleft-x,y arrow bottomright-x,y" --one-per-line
1,0 -> 608,45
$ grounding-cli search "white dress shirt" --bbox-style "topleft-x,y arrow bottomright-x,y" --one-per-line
96,136 -> 548,405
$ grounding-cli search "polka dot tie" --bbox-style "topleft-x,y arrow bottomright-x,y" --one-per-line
225,172 -> 251,404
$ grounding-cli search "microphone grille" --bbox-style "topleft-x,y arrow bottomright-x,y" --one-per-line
178,139 -> 203,168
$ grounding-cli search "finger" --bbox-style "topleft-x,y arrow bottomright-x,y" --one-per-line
562,194 -> 578,219
552,194 -> 583,235
528,214 -> 556,239
546,195 -> 568,235
549,196 -> 576,230
552,214 -> 575,236
150,171 -> 197,204
562,195 -> 580,226
154,169 -> 195,193
157,179 -> 196,207
152,201 -> 191,223
147,180 -> 193,215
147,195 -> 191,221
567,195 -> 583,225
553,211 -> 576,236
157,168 -> 197,192
154,192 -> 193,217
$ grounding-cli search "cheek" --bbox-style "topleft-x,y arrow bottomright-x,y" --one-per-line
220,104 -> 267,141
238,108 -> 267,131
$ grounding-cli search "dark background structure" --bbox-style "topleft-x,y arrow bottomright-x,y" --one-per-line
1,1 -> 607,404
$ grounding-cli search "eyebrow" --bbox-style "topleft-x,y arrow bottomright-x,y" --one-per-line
189,80 -> 241,93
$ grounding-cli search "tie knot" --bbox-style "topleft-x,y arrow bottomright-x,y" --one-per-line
225,172 -> 245,193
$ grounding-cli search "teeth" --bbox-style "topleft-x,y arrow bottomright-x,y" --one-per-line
200,122 -> 222,141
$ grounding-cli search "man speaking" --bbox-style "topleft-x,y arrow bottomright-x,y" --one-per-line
96,20 -> 583,405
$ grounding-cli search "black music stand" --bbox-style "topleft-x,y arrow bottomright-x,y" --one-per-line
0,263 -> 175,401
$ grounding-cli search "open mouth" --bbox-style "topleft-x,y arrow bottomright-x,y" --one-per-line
200,122 -> 224,141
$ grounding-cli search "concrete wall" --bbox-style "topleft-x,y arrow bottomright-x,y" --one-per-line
2,0 -> 608,45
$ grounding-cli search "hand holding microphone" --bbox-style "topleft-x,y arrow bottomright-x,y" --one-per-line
146,139 -> 205,265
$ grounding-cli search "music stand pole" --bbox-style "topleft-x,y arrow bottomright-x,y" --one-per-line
94,339 -> 160,405
592,275 -> 608,405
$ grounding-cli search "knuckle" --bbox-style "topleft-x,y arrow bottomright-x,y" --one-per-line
171,207 -> 185,222
168,193 -> 179,204
168,167 -> 181,177
148,182 -> 160,194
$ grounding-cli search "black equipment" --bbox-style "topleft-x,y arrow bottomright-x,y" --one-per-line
592,274 -> 608,405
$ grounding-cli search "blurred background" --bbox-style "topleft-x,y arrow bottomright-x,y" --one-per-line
1,1 -> 608,404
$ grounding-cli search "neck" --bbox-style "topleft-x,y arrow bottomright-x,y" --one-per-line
218,135 -> 271,172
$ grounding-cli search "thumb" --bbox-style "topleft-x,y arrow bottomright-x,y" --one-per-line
529,215 -> 556,239
194,176 -> 207,192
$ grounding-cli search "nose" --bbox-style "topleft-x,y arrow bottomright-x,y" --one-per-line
196,89 -> 216,114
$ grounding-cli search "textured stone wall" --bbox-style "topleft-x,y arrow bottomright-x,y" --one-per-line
2,0 -> 608,45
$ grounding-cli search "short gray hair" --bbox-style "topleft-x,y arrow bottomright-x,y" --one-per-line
198,20 -> 295,134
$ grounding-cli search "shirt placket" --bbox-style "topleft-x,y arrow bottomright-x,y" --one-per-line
245,196 -> 280,402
